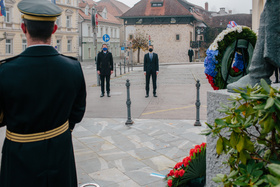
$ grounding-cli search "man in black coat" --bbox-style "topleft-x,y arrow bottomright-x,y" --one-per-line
188,48 -> 194,62
97,44 -> 114,97
0,1 -> 86,186
144,45 -> 159,97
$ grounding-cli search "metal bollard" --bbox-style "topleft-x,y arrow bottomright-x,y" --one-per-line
194,79 -> 201,126
119,62 -> 122,75
114,62 -> 116,77
124,60 -> 126,74
125,79 -> 134,125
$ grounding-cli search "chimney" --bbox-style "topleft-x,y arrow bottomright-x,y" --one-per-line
229,10 -> 232,14
205,2 -> 208,11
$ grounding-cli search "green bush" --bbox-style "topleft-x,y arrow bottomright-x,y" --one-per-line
202,79 -> 280,186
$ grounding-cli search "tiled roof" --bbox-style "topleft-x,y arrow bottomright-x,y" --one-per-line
79,9 -> 91,20
121,0 -> 201,18
96,12 -> 122,25
97,0 -> 130,17
209,14 -> 252,28
79,5 -> 122,25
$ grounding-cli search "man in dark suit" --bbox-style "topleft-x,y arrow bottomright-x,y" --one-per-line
0,1 -> 86,186
188,48 -> 194,62
97,44 -> 114,97
144,45 -> 159,97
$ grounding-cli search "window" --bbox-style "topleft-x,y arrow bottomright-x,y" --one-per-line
136,19 -> 143,24
22,39 -> 27,51
5,8 -> 11,23
88,25 -> 91,36
85,7 -> 89,15
100,27 -> 103,36
176,34 -> 180,41
88,48 -> 91,58
56,40 -> 61,52
67,40 -> 72,52
66,16 -> 71,28
67,0 -> 71,4
129,34 -> 133,40
151,2 -> 163,7
200,36 -> 203,41
116,29 -> 119,38
114,29 -> 116,38
5,39 -> 12,54
56,16 -> 61,27
111,28 -> 113,38
190,32 -> 193,42
170,18 -> 176,24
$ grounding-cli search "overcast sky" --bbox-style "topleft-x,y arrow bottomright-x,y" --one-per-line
97,0 -> 252,14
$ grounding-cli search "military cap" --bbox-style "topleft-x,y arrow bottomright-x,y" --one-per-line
18,0 -> 62,22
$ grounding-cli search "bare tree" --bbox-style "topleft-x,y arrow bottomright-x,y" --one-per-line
130,30 -> 149,64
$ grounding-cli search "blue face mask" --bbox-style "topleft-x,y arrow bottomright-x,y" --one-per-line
103,48 -> 108,51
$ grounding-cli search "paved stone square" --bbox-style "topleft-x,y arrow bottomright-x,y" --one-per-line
74,118 -> 206,187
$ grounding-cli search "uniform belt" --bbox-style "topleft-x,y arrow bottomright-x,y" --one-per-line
6,121 -> 69,143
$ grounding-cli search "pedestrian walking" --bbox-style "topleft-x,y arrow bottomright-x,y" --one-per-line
0,0 -> 86,186
188,48 -> 194,62
97,44 -> 114,97
144,45 -> 159,98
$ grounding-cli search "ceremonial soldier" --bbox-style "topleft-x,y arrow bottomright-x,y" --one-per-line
0,0 -> 86,186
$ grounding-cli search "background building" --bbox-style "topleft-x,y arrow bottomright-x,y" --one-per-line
0,0 -> 79,60
54,0 -> 79,58
78,0 -> 129,61
252,0 -> 266,33
0,0 -> 23,60
120,0 -> 206,63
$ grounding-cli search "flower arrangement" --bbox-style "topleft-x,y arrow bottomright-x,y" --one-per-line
204,25 -> 257,90
232,52 -> 244,73
165,143 -> 206,187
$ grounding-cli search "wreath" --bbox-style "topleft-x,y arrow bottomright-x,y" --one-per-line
204,25 -> 257,90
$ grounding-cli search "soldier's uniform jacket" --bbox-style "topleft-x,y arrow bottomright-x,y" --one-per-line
97,51 -> 114,75
0,46 -> 86,187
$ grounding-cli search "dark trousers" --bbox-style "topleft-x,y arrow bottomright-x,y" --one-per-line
189,56 -> 193,62
100,75 -> 110,94
146,71 -> 157,95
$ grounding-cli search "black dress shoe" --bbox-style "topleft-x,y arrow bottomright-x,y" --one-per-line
153,94 -> 157,97
107,93 -> 111,97
145,95 -> 149,98
100,93 -> 104,97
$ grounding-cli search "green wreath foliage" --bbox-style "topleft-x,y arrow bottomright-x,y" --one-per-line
205,27 -> 257,89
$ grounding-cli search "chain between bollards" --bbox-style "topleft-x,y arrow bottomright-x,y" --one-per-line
125,79 -> 133,125
194,79 -> 201,126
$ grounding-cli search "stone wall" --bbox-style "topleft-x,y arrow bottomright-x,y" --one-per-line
131,24 -> 194,63
206,90 -> 232,187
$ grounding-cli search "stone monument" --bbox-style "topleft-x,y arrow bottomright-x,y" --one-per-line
207,0 -> 280,186
227,0 -> 280,92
